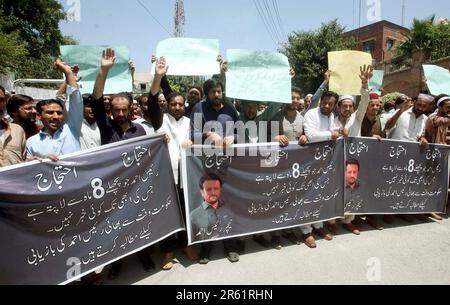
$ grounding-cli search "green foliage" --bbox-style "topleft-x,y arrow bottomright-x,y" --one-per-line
167,76 -> 206,94
0,0 -> 68,79
0,30 -> 27,74
382,92 -> 403,105
281,20 -> 357,95
62,35 -> 80,46
394,15 -> 450,68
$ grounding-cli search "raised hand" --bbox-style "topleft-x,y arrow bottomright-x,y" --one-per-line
71,64 -> 81,82
55,59 -> 77,87
324,69 -> 332,83
289,68 -> 296,78
359,64 -> 373,89
54,58 -> 71,73
155,56 -> 169,76
399,98 -> 413,113
101,48 -> 116,70
128,60 -> 135,73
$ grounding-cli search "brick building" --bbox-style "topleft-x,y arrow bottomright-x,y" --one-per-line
343,20 -> 409,72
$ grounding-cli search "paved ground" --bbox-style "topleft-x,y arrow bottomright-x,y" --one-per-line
101,213 -> 450,285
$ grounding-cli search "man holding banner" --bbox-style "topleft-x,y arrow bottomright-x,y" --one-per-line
425,94 -> 450,220
90,48 -> 154,279
384,93 -> 432,144
329,65 -> 373,235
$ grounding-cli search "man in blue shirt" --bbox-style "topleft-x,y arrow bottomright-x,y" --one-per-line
27,59 -> 82,160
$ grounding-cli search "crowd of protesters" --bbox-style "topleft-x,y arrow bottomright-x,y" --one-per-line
1,48 -> 449,284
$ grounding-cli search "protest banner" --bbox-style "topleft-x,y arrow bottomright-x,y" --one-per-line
0,134 -> 184,284
182,141 -> 345,244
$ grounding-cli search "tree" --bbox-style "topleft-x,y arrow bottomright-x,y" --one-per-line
281,20 -> 356,95
0,0 -> 68,79
0,30 -> 27,75
395,15 -> 450,68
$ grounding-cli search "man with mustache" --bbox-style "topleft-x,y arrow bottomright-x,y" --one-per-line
0,85 -> 26,167
26,59 -> 82,160
190,173 -> 239,264
424,94 -> 450,221
425,95 -> 450,145
149,56 -> 198,270
384,93 -> 433,144
6,94 -> 40,139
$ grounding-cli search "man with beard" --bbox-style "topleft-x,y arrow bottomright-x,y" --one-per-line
185,85 -> 203,118
189,77 -> 242,263
79,95 -> 101,150
271,86 -> 307,146
424,94 -> 450,221
304,91 -> 343,142
334,65 -> 373,137
302,90 -> 346,245
91,48 -> 147,145
190,78 -> 238,146
26,59 -> 82,160
384,93 -> 432,144
190,173 -> 241,264
266,86 -> 309,248
90,48 -> 160,279
6,94 -> 40,139
150,57 -> 198,270
0,85 -> 26,166
360,92 -> 381,138
327,65 -> 372,235
425,95 -> 450,145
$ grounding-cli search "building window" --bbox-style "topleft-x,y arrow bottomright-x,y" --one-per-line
363,40 -> 375,54
386,39 -> 395,51
140,83 -> 146,91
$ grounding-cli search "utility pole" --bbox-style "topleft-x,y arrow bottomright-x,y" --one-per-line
359,0 -> 362,28
174,0 -> 185,37
402,0 -> 406,27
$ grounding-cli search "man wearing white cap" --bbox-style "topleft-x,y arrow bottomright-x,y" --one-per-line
424,94 -> 450,221
327,65 -> 372,235
384,93 -> 433,144
425,95 -> 450,145
334,65 -> 373,137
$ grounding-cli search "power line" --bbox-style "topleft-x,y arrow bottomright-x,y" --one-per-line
135,0 -> 172,36
262,0 -> 283,43
272,0 -> 287,42
253,0 -> 278,46
255,0 -> 279,44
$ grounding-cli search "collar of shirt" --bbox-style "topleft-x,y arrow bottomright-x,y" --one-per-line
405,107 -> 425,120
167,113 -> 185,124
201,201 -> 224,210
38,126 -> 63,139
205,99 -> 224,112
112,120 -> 138,133
0,118 -> 8,130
